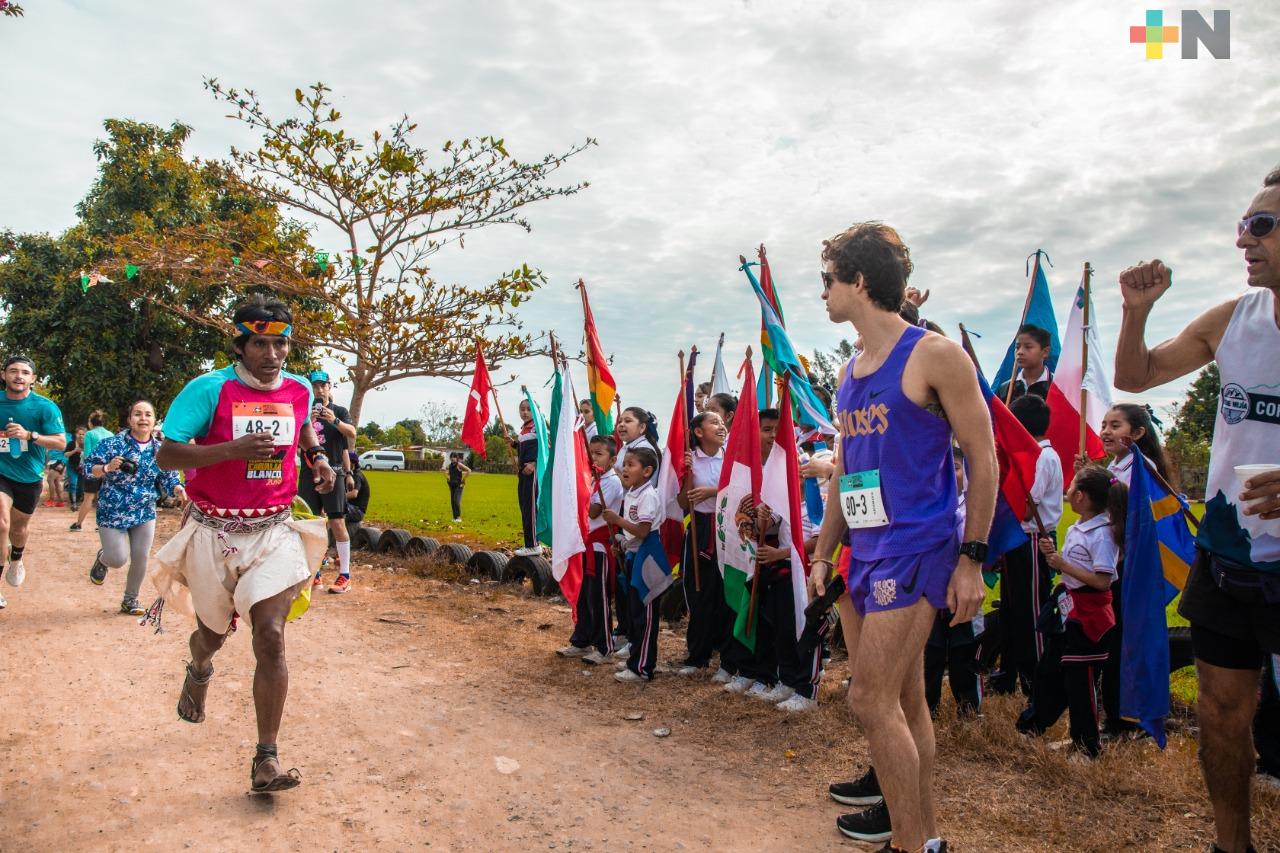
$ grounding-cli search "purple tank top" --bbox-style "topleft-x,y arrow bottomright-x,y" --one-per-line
837,325 -> 957,560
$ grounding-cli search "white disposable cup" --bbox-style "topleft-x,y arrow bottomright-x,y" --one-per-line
1235,463 -> 1280,489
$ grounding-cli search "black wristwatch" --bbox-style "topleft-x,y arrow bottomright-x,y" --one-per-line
959,540 -> 988,563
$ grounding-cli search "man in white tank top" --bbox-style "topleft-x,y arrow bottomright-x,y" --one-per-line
1114,166 -> 1280,853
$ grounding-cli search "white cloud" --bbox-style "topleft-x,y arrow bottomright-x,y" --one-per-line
2,0 -> 1275,427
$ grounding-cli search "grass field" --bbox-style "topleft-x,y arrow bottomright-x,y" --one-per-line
363,470 -> 524,548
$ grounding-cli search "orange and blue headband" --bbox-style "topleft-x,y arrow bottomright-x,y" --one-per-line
235,320 -> 292,337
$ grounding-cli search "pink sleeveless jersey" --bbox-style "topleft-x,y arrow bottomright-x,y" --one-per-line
162,365 -> 313,516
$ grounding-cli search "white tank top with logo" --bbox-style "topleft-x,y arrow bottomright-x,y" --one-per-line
1199,287 -> 1280,572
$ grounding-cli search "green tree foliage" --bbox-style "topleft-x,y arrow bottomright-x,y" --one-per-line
809,339 -> 856,392
0,120 -> 277,425
1166,364 -> 1219,445
395,417 -> 427,446
112,80 -> 596,424
382,423 -> 413,449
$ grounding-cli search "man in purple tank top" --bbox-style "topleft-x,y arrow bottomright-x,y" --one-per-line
809,223 -> 997,853
1114,166 -> 1280,853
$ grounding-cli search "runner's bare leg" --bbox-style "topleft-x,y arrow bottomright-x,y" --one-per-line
248,585 -> 299,786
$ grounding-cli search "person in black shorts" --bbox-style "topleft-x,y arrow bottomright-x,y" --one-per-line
446,451 -> 471,522
299,371 -> 357,594
0,355 -> 68,611
1113,167 -> 1280,853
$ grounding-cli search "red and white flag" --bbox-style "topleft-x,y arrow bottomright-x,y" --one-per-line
461,341 -> 493,458
656,381 -> 690,571
1045,274 -> 1110,478
761,380 -> 811,639
548,365 -> 591,615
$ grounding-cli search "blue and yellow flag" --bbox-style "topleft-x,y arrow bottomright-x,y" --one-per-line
1120,446 -> 1194,748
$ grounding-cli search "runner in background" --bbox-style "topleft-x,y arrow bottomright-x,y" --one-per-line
300,370 -> 356,594
71,410 -> 112,532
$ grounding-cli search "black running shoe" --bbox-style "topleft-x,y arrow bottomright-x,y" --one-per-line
836,801 -> 892,842
89,551 -> 108,585
828,765 -> 883,806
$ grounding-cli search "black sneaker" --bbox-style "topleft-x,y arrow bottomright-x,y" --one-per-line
89,551 -> 108,585
836,801 -> 892,842
828,765 -> 883,806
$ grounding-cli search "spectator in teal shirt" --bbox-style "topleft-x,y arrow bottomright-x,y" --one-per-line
71,410 -> 113,532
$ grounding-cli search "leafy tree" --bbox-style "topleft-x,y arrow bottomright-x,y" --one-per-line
0,120 -> 286,426
112,80 -> 595,425
382,423 -> 412,449
1,3 -> 25,18
419,401 -> 464,446
809,339 -> 856,392
359,421 -> 385,444
394,417 -> 426,446
1166,364 -> 1219,445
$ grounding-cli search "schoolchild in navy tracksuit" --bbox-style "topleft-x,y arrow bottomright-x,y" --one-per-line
1017,466 -> 1126,758
602,446 -> 662,682
558,436 -> 625,663
678,411 -> 730,675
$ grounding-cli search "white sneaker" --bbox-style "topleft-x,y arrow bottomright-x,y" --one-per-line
0,589 -> 6,608
762,684 -> 796,704
676,665 -> 701,677
452,518 -> 463,523
514,546 -> 541,557
745,681 -> 774,700
614,668 -> 645,683
582,650 -> 609,665
710,667 -> 733,684
556,644 -> 591,658
4,560 -> 24,587
612,643 -> 631,659
777,694 -> 818,712
724,675 -> 753,694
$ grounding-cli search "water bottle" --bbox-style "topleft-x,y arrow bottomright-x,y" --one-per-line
6,421 -> 22,458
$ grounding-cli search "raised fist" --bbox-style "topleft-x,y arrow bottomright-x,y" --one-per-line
1118,259 -> 1172,309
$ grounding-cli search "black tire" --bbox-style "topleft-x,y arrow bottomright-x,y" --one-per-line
354,526 -> 382,552
404,536 -> 440,557
390,465 -> 401,471
466,550 -> 508,580
504,554 -> 555,596
442,542 -> 473,564
377,528 -> 412,555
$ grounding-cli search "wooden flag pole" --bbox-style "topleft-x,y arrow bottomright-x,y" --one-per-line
1079,263 -> 1093,459
1005,250 -> 1045,406
680,350 -> 702,593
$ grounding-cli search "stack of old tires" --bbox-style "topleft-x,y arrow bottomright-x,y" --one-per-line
348,523 -> 559,596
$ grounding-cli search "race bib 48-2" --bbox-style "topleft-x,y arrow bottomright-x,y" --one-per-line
840,469 -> 890,529
231,402 -> 296,447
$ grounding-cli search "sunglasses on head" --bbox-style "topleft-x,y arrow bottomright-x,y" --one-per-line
1238,212 -> 1279,239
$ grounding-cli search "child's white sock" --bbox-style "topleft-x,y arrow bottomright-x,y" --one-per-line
337,540 -> 351,576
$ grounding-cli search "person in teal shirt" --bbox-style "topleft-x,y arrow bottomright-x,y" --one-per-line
72,410 -> 114,531
0,355 -> 67,610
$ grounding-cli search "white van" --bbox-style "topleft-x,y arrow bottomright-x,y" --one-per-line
359,450 -> 406,471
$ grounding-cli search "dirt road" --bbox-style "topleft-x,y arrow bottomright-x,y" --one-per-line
1,508 -> 1275,851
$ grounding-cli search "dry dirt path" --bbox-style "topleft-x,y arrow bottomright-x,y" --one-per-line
1,508 -> 1276,851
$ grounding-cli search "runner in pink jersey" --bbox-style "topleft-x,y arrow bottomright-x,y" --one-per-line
152,296 -> 337,794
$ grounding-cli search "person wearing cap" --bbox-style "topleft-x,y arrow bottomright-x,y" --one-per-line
0,355 -> 67,611
300,369 -> 357,594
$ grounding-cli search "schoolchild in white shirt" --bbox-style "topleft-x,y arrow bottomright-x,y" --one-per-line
602,446 -> 662,682
677,412 -> 729,676
1016,466 -> 1127,758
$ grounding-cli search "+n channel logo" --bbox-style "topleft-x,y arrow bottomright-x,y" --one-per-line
1130,9 -> 1230,59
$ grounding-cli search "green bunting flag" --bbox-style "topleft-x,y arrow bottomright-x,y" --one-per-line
80,271 -> 90,292
315,251 -> 329,272
124,264 -> 139,280
232,256 -> 242,266
352,256 -> 365,271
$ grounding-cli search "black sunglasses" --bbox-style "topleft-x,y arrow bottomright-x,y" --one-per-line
1238,212 -> 1278,239
820,271 -> 836,291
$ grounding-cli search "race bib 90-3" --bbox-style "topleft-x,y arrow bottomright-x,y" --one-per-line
840,469 -> 889,529
231,402 -> 296,447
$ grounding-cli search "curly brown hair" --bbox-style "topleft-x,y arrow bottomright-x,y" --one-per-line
821,222 -> 912,313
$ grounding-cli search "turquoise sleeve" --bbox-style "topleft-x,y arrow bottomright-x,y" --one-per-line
162,372 -> 226,443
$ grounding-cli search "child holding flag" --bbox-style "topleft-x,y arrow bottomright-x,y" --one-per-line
614,407 -> 660,478
995,325 -> 1053,402
515,398 -> 540,556
1017,465 -> 1126,758
677,412 -> 729,676
559,436 -> 624,664
602,446 -> 663,682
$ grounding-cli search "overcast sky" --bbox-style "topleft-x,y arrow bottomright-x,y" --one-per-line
3,1 -> 1277,429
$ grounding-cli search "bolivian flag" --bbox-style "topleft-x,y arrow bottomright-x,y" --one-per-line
578,281 -> 616,436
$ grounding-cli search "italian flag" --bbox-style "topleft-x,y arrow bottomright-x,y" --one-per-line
544,365 -> 591,615
1046,272 -> 1110,479
716,354 -> 762,650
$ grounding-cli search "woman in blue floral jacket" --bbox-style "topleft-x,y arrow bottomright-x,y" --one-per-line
83,400 -> 185,615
